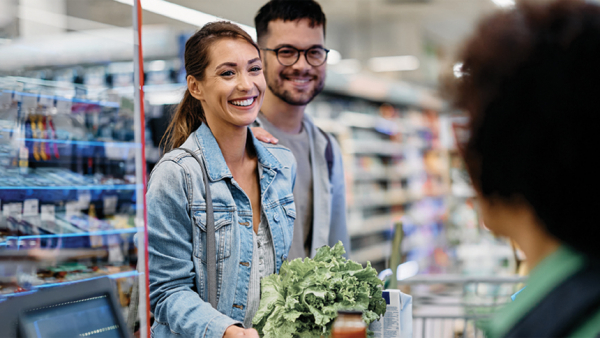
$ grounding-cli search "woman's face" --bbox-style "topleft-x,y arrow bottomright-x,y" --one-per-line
192,38 -> 265,129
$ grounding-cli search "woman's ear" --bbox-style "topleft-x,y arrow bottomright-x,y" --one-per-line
187,75 -> 204,101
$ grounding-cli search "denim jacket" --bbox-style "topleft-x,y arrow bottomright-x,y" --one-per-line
147,123 -> 296,338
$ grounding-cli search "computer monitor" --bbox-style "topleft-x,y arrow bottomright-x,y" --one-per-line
0,277 -> 130,338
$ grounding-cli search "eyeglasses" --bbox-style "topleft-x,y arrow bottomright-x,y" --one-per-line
261,46 -> 330,67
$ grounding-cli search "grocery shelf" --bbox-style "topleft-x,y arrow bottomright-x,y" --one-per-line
353,169 -> 389,181
348,213 -> 403,237
0,268 -> 140,297
1,227 -> 140,249
0,136 -> 139,149
5,226 -> 140,240
342,140 -> 405,156
353,168 -> 406,181
1,89 -> 120,108
349,239 -> 391,264
33,270 -> 140,291
352,190 -> 410,208
0,184 -> 140,190
311,117 -> 349,135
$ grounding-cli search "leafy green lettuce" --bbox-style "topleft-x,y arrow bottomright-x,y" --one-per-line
253,242 -> 387,338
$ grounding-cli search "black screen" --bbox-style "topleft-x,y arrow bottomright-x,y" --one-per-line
20,294 -> 124,338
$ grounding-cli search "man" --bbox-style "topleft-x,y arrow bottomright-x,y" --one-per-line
253,0 -> 350,260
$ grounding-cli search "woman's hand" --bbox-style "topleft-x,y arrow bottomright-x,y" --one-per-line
223,325 -> 260,337
251,127 -> 279,144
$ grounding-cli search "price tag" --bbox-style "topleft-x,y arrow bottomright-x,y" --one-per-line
21,95 -> 37,110
20,146 -> 29,159
66,201 -> 80,218
11,203 -> 22,215
78,191 -> 91,209
6,203 -> 23,221
41,205 -> 56,222
23,199 -> 39,216
103,196 -> 118,215
0,92 -> 11,106
38,94 -> 54,107
108,240 -> 125,263
55,99 -> 73,113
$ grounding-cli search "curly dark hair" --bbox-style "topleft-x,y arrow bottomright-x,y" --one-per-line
254,0 -> 326,46
447,0 -> 600,258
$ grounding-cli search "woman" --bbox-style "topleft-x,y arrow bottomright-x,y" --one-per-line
147,22 -> 296,338
447,1 -> 600,337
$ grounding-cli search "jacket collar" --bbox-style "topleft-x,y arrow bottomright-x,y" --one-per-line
192,123 -> 284,182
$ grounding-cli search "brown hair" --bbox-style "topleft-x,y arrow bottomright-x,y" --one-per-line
161,21 -> 259,150
254,0 -> 326,46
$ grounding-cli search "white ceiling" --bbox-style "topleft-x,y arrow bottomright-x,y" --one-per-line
4,0 -> 503,85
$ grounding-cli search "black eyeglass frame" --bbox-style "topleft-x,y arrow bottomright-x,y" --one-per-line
261,46 -> 330,67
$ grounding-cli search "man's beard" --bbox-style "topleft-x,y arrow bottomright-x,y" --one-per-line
266,71 -> 325,106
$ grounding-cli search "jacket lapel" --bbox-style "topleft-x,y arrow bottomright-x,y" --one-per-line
305,115 -> 332,257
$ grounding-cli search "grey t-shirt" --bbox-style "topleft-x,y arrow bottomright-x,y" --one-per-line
243,210 -> 275,328
257,112 -> 313,259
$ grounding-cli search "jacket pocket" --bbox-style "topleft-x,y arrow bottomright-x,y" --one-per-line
283,203 -> 296,220
193,210 -> 233,262
280,201 -> 296,250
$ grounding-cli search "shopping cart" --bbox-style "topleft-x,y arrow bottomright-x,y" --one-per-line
397,274 -> 527,338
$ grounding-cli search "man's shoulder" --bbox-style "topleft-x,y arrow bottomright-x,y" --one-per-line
259,141 -> 296,167
260,141 -> 293,154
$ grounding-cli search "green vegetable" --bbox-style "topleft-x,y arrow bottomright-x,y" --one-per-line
253,242 -> 387,338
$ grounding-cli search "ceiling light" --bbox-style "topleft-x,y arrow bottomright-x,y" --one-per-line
367,55 -> 419,72
490,0 -> 515,8
114,0 -> 256,40
453,62 -> 463,78
331,59 -> 362,74
147,60 -> 166,72
327,49 -> 342,65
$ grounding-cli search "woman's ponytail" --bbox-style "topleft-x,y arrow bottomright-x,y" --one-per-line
161,89 -> 205,151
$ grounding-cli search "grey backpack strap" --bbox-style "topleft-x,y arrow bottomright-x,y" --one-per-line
178,147 -> 218,309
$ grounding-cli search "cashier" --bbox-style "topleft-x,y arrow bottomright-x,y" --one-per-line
446,0 -> 600,337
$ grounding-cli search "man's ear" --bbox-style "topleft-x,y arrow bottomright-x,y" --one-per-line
187,75 -> 203,101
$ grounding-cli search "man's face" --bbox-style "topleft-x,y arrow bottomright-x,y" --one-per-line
261,19 -> 326,106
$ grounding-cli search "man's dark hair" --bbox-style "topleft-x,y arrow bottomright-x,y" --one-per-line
446,0 -> 600,259
254,0 -> 326,45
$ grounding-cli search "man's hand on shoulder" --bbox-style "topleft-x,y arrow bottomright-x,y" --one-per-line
251,127 -> 279,144
223,325 -> 259,337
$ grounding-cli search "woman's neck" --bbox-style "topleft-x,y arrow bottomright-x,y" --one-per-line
204,117 -> 254,169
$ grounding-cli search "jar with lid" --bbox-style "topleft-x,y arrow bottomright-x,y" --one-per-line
331,309 -> 366,338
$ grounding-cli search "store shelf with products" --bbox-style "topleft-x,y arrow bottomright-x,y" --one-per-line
0,77 -> 143,300
308,91 -> 449,272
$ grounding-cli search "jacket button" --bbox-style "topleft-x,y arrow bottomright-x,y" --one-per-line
240,262 -> 250,267
273,213 -> 279,222
238,221 -> 250,227
233,304 -> 244,309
